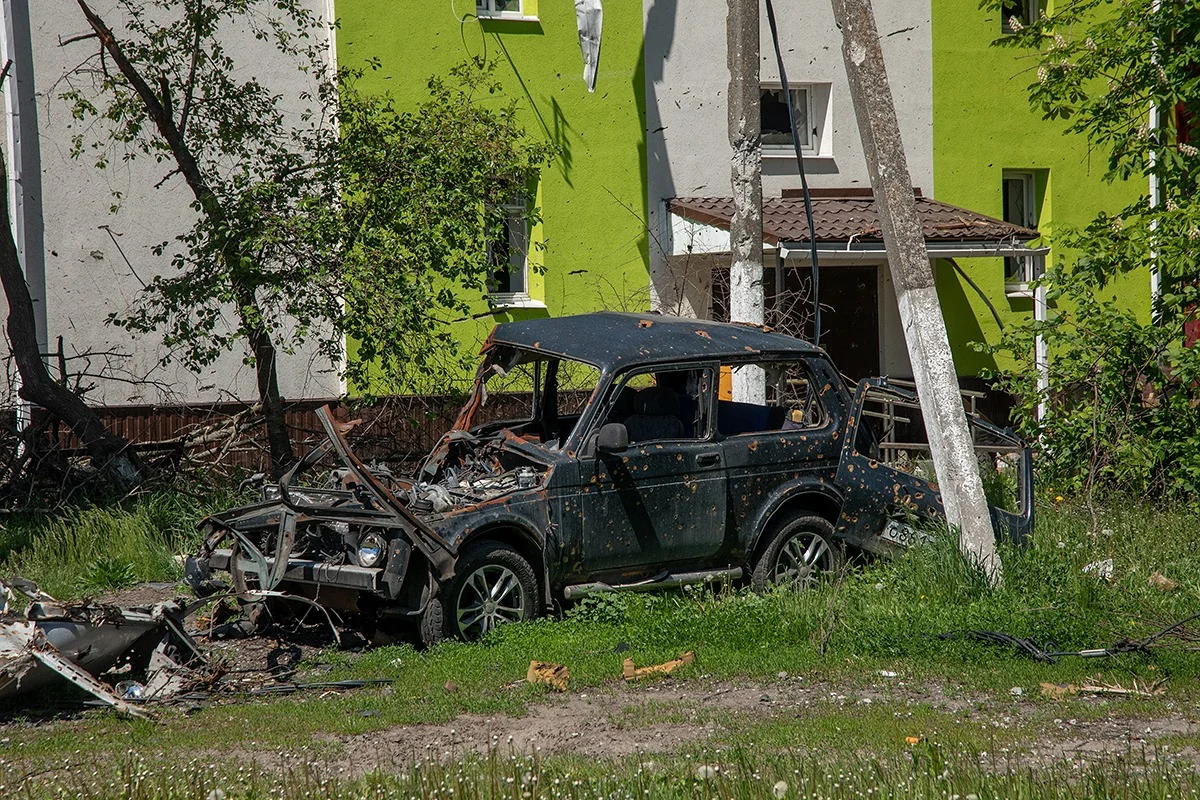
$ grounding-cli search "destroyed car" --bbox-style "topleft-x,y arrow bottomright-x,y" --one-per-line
1,577 -> 205,716
187,312 -> 1033,644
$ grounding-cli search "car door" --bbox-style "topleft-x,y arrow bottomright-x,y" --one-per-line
832,379 -> 948,551
831,378 -> 1035,551
577,364 -> 727,576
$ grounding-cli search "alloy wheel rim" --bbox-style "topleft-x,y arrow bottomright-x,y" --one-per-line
456,564 -> 525,638
773,532 -> 833,586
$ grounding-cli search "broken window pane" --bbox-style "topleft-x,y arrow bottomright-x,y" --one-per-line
488,199 -> 529,296
761,86 -> 810,150
480,359 -> 539,424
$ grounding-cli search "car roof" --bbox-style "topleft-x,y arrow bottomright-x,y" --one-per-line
489,312 -> 823,371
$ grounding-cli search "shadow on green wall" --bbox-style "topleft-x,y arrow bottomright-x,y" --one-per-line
936,261 -> 998,377
636,0 -> 671,278
491,34 -> 575,186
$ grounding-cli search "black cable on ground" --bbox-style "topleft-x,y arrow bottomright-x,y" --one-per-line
939,609 -> 1200,663
763,0 -> 821,347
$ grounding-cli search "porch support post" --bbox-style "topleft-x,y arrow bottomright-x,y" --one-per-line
832,0 -> 1001,582
726,0 -> 764,403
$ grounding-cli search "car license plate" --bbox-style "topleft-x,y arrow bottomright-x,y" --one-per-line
880,519 -> 934,548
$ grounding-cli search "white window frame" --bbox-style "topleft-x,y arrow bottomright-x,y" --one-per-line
760,83 -> 832,160
1002,171 -> 1043,296
487,198 -> 539,308
1001,0 -> 1039,33
476,0 -> 531,20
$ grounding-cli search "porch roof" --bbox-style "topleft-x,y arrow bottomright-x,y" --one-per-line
667,189 -> 1039,246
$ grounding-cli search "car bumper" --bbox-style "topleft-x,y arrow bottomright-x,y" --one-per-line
207,549 -> 383,593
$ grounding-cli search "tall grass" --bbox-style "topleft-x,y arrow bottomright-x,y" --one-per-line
548,499 -> 1200,676
0,490 -> 237,598
8,745 -> 1199,799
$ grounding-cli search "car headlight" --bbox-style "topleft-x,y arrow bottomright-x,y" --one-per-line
357,532 -> 388,568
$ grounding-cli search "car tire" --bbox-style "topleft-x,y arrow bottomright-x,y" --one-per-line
420,539 -> 540,645
751,514 -> 844,592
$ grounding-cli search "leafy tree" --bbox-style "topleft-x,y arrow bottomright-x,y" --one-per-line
0,143 -> 146,493
982,0 -> 1200,497
63,1 -> 551,474
308,64 -> 554,395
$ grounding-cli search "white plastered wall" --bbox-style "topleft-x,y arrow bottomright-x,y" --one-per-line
643,0 -> 933,333
1,0 -> 341,407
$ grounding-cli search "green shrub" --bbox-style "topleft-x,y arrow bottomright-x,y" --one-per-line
0,489 -> 236,599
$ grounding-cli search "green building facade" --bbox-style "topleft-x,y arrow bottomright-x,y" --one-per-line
335,0 -> 1144,393
930,0 -> 1147,377
337,1 -> 650,390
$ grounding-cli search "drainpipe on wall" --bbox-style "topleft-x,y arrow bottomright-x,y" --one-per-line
1,0 -> 46,432
1148,0 -> 1161,316
321,0 -> 348,397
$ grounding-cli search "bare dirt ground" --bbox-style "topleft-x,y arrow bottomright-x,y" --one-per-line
318,676 -> 1200,777
6,582 -> 1198,778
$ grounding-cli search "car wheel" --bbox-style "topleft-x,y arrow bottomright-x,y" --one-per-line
420,540 -> 539,645
751,514 -> 844,592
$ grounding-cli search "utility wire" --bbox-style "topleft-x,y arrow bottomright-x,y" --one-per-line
764,0 -> 821,347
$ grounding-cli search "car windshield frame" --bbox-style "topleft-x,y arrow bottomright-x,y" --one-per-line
454,345 -> 607,451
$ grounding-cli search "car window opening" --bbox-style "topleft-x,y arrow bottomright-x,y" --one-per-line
471,349 -> 600,449
604,367 -> 712,444
717,360 -> 827,436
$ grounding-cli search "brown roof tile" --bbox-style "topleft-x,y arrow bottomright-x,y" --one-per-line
668,193 -> 1039,244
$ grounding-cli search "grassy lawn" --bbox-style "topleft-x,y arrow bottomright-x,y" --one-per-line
3,497 -> 1200,797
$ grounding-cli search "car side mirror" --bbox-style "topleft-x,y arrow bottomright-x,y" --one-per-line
596,422 -> 629,454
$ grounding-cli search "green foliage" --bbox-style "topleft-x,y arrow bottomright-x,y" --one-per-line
0,489 -> 233,598
60,1 -> 553,395
982,265 -> 1200,496
980,0 -> 1200,498
326,63 -> 555,394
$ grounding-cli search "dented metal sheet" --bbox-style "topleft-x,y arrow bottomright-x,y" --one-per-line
575,0 -> 602,92
0,577 -> 206,716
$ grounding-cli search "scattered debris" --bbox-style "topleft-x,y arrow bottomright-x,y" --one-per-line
527,660 -> 569,692
622,651 -> 695,681
1038,676 -> 1166,701
1082,558 -> 1114,581
1079,676 -> 1166,698
1009,686 -> 1023,696
249,679 -> 394,697
1039,682 -> 1078,701
0,577 -> 208,718
1149,571 -> 1178,592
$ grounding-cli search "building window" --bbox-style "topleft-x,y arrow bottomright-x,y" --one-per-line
760,84 -> 830,158
476,0 -> 524,18
1002,171 -> 1041,289
488,198 -> 529,299
1001,0 -> 1039,33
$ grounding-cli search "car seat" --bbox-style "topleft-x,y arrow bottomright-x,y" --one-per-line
624,386 -> 685,442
